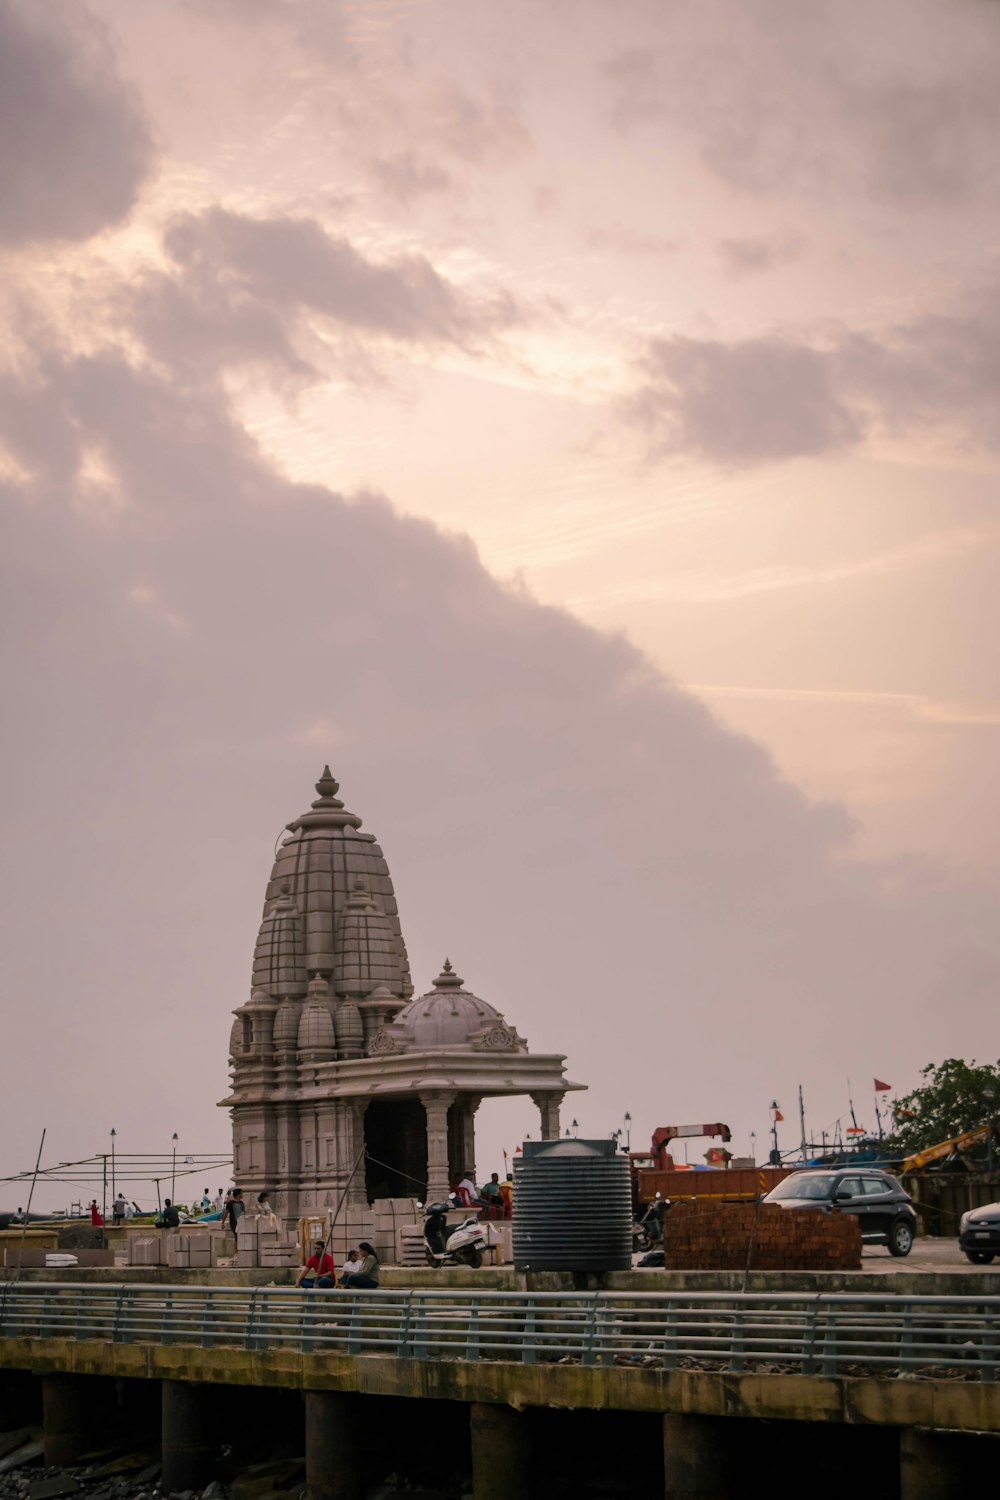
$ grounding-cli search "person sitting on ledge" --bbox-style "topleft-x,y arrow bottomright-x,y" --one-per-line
340,1241 -> 380,1288
297,1239 -> 335,1289
157,1198 -> 180,1229
480,1173 -> 504,1211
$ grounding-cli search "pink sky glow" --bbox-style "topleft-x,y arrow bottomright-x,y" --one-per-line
1,0 -> 998,1210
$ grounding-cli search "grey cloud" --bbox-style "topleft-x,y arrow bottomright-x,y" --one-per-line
627,274 -> 1000,466
628,334 -> 864,466
718,234 -> 804,275
428,81 -> 532,167
133,208 -> 520,377
0,0 -> 153,247
603,2 -> 1000,208
368,153 -> 453,205
2,325 -> 999,1176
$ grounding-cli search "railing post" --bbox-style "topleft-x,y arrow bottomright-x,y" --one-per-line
521,1298 -> 536,1365
661,1301 -> 678,1370
413,1295 -> 429,1360
819,1298 -> 837,1377
802,1298 -> 819,1375
396,1292 -> 413,1358
242,1290 -> 258,1351
111,1288 -> 126,1344
978,1297 -> 996,1383
582,1295 -> 599,1367
346,1294 -> 362,1356
729,1301 -> 745,1374
200,1289 -> 215,1349
161,1290 -> 174,1347
465,1300 -> 481,1361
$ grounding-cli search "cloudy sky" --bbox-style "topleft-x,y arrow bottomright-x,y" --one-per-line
2,0 -> 998,1209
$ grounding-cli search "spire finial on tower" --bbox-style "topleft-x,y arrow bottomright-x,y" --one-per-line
314,765 -> 340,802
434,958 -> 463,988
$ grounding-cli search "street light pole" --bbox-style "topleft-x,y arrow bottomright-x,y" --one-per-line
110,1128 -> 116,1199
171,1133 -> 178,1202
624,1112 -> 632,1150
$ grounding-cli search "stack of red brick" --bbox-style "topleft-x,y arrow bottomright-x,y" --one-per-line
661,1201 -> 861,1271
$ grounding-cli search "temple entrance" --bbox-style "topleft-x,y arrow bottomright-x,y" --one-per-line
363,1098 -> 427,1201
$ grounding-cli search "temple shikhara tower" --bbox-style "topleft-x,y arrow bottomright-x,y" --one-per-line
223,769 -> 582,1224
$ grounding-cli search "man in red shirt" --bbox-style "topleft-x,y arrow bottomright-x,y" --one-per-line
296,1239 -> 335,1289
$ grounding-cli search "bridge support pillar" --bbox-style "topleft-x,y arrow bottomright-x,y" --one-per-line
663,1413 -> 730,1497
305,1390 -> 363,1500
900,1427 -> 985,1498
470,1402 -> 530,1499
162,1379 -> 212,1492
42,1374 -> 99,1467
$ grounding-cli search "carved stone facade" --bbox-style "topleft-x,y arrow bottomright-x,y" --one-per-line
222,769 -> 583,1222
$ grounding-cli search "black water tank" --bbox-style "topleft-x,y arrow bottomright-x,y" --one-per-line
512,1138 -> 632,1271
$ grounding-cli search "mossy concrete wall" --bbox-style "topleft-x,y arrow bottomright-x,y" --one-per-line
1,1335 -> 998,1434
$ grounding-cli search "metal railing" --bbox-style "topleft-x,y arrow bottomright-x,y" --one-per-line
0,1283 -> 998,1381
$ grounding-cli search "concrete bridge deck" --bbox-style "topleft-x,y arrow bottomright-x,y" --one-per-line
1,1281 -> 997,1497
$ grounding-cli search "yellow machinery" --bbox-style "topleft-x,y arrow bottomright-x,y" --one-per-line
902,1121 -> 998,1173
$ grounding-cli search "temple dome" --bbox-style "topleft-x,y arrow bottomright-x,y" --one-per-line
251,768 -> 412,1002
380,961 -> 527,1053
273,995 -> 300,1050
298,975 -> 335,1052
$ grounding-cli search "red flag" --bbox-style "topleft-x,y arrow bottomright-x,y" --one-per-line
873,1078 -> 891,1093
773,1109 -> 784,1122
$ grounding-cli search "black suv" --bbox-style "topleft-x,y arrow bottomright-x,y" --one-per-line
763,1168 -> 917,1256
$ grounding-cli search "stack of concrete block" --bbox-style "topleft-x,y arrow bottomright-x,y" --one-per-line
161,1229 -> 237,1269
234,1218 -> 301,1269
371,1198 -> 421,1265
128,1235 -> 165,1267
397,1224 -> 427,1267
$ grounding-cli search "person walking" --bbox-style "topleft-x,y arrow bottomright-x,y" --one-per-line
225,1188 -> 245,1236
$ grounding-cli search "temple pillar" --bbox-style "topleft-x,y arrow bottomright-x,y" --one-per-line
469,1403 -> 530,1500
421,1090 -> 457,1202
348,1100 -> 369,1205
531,1091 -> 564,1141
305,1390 -> 363,1500
455,1095 -> 482,1178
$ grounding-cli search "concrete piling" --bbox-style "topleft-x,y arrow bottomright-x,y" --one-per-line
161,1379 -> 213,1492
304,1389 -> 363,1500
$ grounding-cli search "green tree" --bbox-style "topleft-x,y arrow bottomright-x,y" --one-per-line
887,1058 -> 1000,1158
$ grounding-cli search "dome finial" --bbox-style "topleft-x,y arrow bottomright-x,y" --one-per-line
434,958 -> 463,988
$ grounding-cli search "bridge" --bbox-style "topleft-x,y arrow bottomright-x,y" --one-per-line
1,1282 -> 997,1497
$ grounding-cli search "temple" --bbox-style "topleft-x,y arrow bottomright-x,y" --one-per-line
222,769 -> 583,1223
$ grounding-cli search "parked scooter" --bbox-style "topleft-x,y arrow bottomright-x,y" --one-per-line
423,1202 -> 488,1268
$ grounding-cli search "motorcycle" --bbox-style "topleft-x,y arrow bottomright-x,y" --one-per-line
632,1194 -> 670,1254
423,1202 -> 488,1268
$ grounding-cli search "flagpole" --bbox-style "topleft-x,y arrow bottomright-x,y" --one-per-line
798,1083 -> 807,1164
